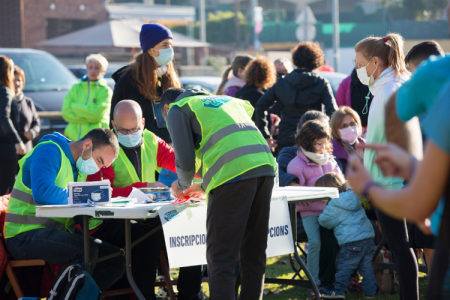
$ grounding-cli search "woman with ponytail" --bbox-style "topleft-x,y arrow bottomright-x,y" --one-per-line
330,106 -> 365,174
354,33 -> 417,299
110,23 -> 181,143
215,55 -> 254,96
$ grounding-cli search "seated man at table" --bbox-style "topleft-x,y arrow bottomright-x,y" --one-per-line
86,100 -> 205,300
4,129 -> 125,292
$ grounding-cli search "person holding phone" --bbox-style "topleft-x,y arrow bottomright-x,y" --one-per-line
110,23 -> 181,144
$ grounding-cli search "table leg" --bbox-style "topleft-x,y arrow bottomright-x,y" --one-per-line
125,219 -> 145,300
289,203 -> 320,300
83,215 -> 91,274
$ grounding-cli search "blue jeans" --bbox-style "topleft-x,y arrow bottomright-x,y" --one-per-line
334,238 -> 377,297
6,227 -> 126,291
302,215 -> 321,285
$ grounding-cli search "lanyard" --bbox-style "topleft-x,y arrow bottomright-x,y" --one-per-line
362,70 -> 394,115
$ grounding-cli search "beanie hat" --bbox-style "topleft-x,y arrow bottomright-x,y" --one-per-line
140,23 -> 173,53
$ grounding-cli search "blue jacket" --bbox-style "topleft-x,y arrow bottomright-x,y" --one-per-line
277,145 -> 344,187
318,190 -> 374,246
21,132 -> 77,205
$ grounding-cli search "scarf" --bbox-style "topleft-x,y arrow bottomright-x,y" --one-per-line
301,147 -> 329,166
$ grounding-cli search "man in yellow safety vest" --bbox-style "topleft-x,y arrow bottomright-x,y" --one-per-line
160,88 -> 277,300
4,128 -> 125,291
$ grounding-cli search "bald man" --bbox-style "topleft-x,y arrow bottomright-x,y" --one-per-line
86,100 -> 177,298
86,100 -> 205,299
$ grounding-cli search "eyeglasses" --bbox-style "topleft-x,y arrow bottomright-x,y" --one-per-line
340,121 -> 357,129
115,127 -> 142,135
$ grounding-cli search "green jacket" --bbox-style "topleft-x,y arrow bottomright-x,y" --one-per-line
62,77 -> 112,141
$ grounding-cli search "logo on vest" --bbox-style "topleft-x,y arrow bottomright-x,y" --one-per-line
201,96 -> 231,108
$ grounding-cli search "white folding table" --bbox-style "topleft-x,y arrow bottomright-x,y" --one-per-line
266,187 -> 339,299
36,186 -> 338,300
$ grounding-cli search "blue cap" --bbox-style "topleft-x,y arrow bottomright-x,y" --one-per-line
140,23 -> 173,53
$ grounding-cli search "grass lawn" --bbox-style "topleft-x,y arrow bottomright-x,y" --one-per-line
170,252 -> 428,299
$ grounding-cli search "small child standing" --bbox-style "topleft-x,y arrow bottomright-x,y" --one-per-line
62,53 -> 112,141
286,120 -> 342,298
317,173 -> 377,299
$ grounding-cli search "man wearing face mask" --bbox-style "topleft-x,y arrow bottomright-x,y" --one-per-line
86,100 -> 205,300
4,128 -> 126,292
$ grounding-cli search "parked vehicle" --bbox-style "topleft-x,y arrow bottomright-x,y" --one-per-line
0,48 -> 78,138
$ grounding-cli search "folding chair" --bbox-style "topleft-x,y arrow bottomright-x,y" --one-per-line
4,256 -> 55,299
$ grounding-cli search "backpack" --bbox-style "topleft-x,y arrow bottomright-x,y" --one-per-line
373,249 -> 395,294
47,264 -> 102,300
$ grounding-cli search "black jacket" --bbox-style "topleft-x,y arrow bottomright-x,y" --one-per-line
234,84 -> 265,108
255,69 -> 337,147
0,84 -> 21,144
16,93 -> 40,153
111,67 -> 170,143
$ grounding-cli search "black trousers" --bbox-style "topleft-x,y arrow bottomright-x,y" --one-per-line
206,176 -> 274,300
375,208 -> 418,300
0,143 -> 17,195
91,218 -> 164,299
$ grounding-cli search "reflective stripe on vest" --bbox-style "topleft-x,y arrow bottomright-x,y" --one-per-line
4,140 -> 75,238
5,213 -> 75,232
203,144 -> 272,188
201,122 -> 259,156
10,188 -> 37,205
169,95 -> 276,197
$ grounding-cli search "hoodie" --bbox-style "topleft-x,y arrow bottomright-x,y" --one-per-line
223,76 -> 245,96
21,132 -> 77,205
62,76 -> 112,142
319,190 -> 375,246
286,149 -> 341,216
363,67 -> 409,189
255,69 -> 337,147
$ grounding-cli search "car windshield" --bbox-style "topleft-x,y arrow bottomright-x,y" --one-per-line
6,52 -> 77,92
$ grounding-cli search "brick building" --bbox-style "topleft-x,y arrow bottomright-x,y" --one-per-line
0,0 -> 108,48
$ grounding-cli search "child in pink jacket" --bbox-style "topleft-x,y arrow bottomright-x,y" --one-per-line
287,120 -> 342,294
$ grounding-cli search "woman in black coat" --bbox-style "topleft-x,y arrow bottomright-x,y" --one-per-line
0,56 -> 25,195
110,24 -> 181,144
255,42 -> 338,155
13,66 -> 40,157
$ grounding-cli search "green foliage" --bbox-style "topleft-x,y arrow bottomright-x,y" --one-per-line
383,0 -> 448,20
168,11 -> 249,44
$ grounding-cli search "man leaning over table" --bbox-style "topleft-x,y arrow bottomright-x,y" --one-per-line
160,87 -> 277,300
86,100 -> 205,300
4,128 -> 125,292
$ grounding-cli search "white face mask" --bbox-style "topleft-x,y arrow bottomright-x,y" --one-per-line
356,58 -> 378,86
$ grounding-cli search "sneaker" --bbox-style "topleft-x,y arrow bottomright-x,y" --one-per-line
365,295 -> 376,299
321,289 -> 345,299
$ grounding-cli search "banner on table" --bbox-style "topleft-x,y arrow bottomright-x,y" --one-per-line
266,196 -> 295,258
158,204 -> 208,268
159,198 -> 295,268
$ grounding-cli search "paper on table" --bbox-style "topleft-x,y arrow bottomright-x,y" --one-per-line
128,187 -> 153,203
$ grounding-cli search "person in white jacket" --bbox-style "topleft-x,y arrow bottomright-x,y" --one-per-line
353,33 -> 418,300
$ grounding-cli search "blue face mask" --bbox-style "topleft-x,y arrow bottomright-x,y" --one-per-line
76,147 -> 100,175
115,126 -> 143,148
152,47 -> 174,66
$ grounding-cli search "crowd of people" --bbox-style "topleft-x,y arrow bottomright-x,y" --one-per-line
0,9 -> 449,300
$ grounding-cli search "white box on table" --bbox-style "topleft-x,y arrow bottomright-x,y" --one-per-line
68,180 -> 111,206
